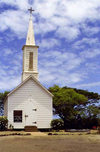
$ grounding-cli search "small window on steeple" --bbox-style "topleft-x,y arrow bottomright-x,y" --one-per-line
29,52 -> 33,71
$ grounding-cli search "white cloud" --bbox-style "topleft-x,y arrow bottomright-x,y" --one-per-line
76,81 -> 100,88
0,0 -> 100,40
38,45 -> 100,87
0,0 -> 100,91
73,37 -> 99,49
0,47 -> 22,91
3,49 -> 13,56
39,66 -> 86,87
85,62 -> 99,71
38,50 -> 86,86
0,75 -> 21,90
0,38 -> 3,44
0,10 -> 29,38
80,49 -> 100,59
63,0 -> 100,22
33,0 -> 100,40
82,25 -> 100,36
0,0 -> 30,10
56,26 -> 80,40
38,38 -> 60,49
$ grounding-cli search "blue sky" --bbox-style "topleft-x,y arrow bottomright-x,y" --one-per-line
0,0 -> 100,94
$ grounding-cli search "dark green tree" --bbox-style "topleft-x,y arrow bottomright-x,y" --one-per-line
49,85 -> 100,129
49,85 -> 87,129
73,88 -> 100,103
73,88 -> 100,128
0,91 -> 10,116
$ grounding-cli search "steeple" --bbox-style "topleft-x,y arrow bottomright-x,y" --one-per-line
22,7 -> 39,82
26,7 -> 35,45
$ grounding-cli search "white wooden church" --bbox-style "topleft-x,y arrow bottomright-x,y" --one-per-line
4,8 -> 53,130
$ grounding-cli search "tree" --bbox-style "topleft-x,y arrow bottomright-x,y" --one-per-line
49,85 -> 87,129
73,88 -> 100,128
49,85 -> 100,129
0,91 -> 10,116
73,88 -> 100,103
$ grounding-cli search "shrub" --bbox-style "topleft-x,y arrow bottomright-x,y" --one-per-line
48,133 -> 52,135
92,126 -> 97,130
51,119 -> 64,131
97,126 -> 100,134
0,116 -> 8,131
9,124 -> 14,130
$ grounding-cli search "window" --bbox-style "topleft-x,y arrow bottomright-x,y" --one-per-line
13,110 -> 22,123
29,52 -> 33,71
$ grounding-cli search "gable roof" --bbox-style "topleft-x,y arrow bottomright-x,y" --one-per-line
6,75 -> 53,99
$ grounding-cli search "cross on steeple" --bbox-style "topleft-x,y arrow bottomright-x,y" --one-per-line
28,7 -> 34,16
26,6 -> 35,46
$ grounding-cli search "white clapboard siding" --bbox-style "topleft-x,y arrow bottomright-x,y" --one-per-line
7,78 -> 52,129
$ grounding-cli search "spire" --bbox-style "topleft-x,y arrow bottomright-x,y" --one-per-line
26,7 -> 35,45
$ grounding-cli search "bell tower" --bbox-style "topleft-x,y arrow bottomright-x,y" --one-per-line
22,7 -> 39,81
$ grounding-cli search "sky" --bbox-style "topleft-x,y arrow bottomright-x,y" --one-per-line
0,0 -> 100,93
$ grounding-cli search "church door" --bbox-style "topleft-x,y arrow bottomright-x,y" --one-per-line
25,98 -> 37,126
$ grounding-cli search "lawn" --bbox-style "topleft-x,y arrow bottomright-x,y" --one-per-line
0,133 -> 100,152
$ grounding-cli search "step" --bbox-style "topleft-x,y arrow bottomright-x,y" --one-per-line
25,126 -> 38,132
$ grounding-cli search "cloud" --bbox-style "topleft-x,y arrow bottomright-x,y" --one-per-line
33,0 -> 100,40
38,50 -> 86,87
82,25 -> 100,36
39,67 -> 86,87
80,49 -> 100,59
3,49 -> 13,56
33,0 -> 100,21
0,75 -> 21,90
76,81 -> 100,88
73,37 -> 99,49
39,50 -> 81,69
0,10 -> 29,38
63,0 -> 100,22
0,0 -> 30,10
0,47 -> 22,91
0,0 -> 100,40
0,0 -> 100,92
56,26 -> 80,40
85,62 -> 99,71
38,38 -> 60,50
0,38 -> 3,44
38,45 -> 100,88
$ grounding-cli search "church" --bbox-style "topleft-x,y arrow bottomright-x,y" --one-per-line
4,8 -> 53,130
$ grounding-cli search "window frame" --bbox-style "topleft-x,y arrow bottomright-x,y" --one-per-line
13,110 -> 23,123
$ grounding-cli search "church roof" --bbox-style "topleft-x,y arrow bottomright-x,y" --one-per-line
6,75 -> 53,99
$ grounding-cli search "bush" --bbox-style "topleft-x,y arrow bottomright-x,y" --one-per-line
97,126 -> 100,134
0,116 -> 8,131
51,119 -> 64,131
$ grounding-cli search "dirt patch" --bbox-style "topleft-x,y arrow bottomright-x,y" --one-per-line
31,132 -> 47,136
0,135 -> 99,152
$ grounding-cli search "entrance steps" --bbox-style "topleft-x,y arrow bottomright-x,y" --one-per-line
25,126 -> 38,132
